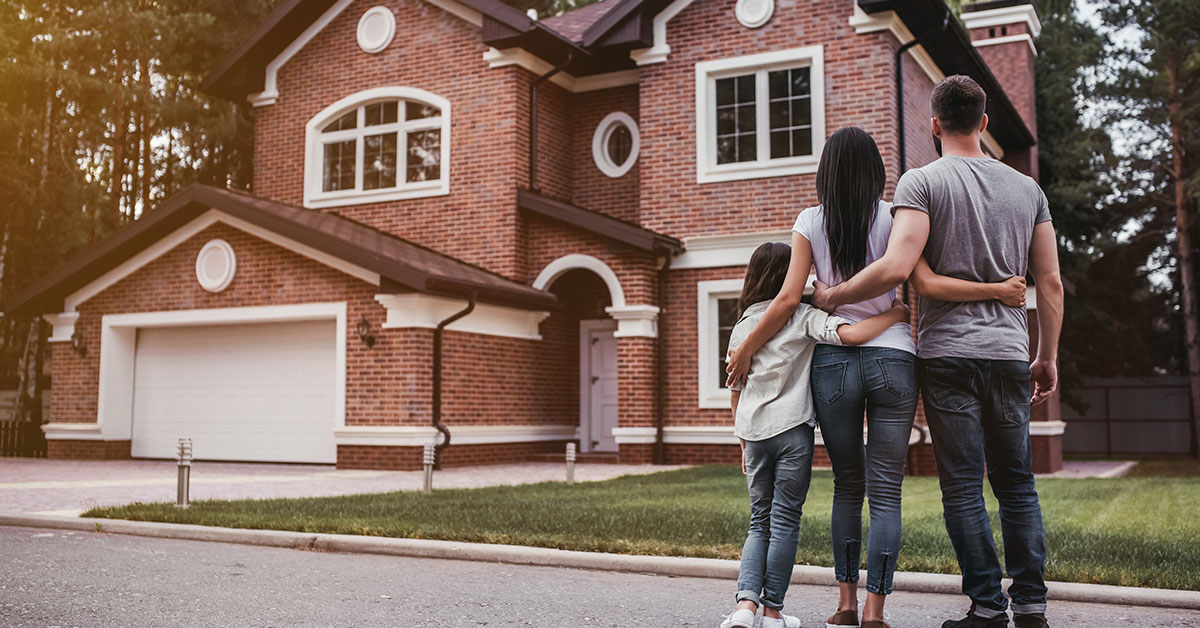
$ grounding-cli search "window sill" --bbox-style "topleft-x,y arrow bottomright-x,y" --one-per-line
304,184 -> 449,209
697,157 -> 819,184
699,387 -> 733,409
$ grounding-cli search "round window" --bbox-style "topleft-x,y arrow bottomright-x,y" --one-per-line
357,7 -> 396,54
591,112 -> 640,179
195,239 -> 237,293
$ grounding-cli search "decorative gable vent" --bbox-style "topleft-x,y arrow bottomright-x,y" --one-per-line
357,6 -> 396,54
196,239 -> 237,293
735,0 -> 773,28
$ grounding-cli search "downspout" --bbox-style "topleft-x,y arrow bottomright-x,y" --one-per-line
432,291 -> 477,469
528,52 -> 573,192
653,254 -> 672,465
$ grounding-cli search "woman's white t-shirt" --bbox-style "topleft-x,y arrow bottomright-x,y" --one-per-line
793,200 -> 916,354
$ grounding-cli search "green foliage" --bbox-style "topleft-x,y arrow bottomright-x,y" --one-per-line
85,466 -> 1200,591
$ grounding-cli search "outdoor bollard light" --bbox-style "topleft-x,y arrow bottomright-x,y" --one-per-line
566,442 -> 576,484
423,443 -> 435,494
176,438 -> 193,509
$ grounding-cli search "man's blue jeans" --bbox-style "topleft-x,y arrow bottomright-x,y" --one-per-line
812,345 -> 917,596
737,425 -> 814,611
919,357 -> 1048,618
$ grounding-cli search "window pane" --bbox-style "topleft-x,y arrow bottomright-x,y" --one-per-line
791,67 -> 811,95
792,128 -> 813,156
769,99 -> 789,129
716,107 -> 736,136
791,97 -> 811,123
606,124 -> 632,167
766,67 -> 813,160
716,297 -> 740,390
715,73 -> 757,165
737,134 -> 756,163
768,69 -> 788,100
716,136 -> 737,164
406,129 -> 441,182
322,111 -> 357,133
736,75 -> 755,103
322,140 -> 356,192
770,129 -> 791,159
365,101 -> 398,126
716,77 -> 735,106
362,132 -> 397,190
405,101 -> 440,120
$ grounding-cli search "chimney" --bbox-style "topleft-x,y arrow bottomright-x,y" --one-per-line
961,0 -> 1041,179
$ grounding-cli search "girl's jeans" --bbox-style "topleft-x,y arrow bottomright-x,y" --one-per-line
736,425 -> 815,611
811,345 -> 917,596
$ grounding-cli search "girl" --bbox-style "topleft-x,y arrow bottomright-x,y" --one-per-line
721,241 -> 910,628
726,127 -> 1026,628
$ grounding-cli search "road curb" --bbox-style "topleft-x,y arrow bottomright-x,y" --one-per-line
3,512 -> 1198,610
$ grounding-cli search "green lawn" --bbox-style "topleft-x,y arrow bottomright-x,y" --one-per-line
83,466 -> 1200,591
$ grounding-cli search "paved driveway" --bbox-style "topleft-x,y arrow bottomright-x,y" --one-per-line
0,458 -> 686,516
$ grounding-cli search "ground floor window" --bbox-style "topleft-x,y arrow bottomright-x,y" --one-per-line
697,279 -> 744,408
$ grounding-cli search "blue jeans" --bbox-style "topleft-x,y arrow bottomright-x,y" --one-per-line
737,425 -> 815,611
919,357 -> 1048,617
812,345 -> 917,596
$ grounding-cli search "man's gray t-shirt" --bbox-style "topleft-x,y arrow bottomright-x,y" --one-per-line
893,155 -> 1051,361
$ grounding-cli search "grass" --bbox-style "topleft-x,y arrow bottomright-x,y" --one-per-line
83,466 -> 1200,591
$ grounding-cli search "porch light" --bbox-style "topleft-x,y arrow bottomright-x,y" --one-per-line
356,317 -> 376,348
70,330 -> 86,357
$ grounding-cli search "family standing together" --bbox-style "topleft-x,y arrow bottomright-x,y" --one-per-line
719,75 -> 1065,628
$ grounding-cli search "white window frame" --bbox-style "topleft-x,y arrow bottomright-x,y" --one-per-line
694,45 -> 826,184
697,279 -> 744,409
304,86 -> 451,209
592,111 -> 640,178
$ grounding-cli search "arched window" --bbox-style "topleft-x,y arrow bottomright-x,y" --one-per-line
304,87 -> 450,208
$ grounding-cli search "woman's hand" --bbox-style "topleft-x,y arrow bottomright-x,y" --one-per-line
726,346 -> 750,389
997,276 -> 1027,307
890,298 -> 911,323
739,439 -> 747,475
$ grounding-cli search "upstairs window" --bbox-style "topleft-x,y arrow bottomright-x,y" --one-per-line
696,45 -> 825,184
305,87 -> 450,208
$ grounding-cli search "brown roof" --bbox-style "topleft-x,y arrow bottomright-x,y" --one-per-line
517,188 -> 681,253
541,2 -> 620,43
4,184 -> 556,316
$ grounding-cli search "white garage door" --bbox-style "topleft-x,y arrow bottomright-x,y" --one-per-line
131,320 -> 337,463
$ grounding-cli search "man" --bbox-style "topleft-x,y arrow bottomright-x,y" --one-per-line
809,75 -> 1064,628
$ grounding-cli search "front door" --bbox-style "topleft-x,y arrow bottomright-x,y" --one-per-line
582,321 -> 619,453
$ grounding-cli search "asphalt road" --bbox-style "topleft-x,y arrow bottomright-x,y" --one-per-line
1,526 -> 1197,628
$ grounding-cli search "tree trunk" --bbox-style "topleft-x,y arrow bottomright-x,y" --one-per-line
1167,58 -> 1200,459
11,319 -> 45,424
110,97 -> 126,229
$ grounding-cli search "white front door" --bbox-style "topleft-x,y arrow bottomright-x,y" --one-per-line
582,321 -> 619,453
130,320 -> 337,463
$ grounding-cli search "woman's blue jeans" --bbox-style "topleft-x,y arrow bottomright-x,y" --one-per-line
737,425 -> 815,611
811,345 -> 917,595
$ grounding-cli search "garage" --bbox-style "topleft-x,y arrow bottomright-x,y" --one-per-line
130,319 -> 338,463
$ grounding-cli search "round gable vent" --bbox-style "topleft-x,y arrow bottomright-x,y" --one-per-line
735,0 -> 773,28
357,6 -> 396,54
196,239 -> 236,293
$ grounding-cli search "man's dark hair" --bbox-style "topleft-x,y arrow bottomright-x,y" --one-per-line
931,75 -> 987,135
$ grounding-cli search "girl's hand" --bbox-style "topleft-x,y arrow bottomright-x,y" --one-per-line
891,298 -> 911,322
739,439 -> 747,475
726,346 -> 750,388
997,276 -> 1028,307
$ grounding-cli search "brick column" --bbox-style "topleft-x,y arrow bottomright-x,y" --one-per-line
616,335 -> 657,464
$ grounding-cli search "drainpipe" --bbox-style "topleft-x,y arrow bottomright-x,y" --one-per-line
528,52 -> 573,192
432,291 -> 477,469
653,254 -> 672,465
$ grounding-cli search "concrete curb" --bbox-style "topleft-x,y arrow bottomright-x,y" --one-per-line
3,512 -> 1198,610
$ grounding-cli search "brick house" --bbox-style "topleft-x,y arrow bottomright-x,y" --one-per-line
6,0 -> 1065,472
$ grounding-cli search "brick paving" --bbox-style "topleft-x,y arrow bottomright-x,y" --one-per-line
0,458 -> 687,516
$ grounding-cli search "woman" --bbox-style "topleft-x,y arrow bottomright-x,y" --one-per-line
726,127 -> 1025,628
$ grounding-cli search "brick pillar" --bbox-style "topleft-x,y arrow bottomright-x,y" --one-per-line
616,335 -> 656,464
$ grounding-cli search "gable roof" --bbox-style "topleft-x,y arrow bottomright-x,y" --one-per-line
3,184 -> 556,316
540,2 -> 620,43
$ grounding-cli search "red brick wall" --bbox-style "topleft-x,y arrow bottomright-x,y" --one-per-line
569,85 -> 641,223
968,25 -> 1038,179
46,439 -> 131,460
901,53 -> 940,173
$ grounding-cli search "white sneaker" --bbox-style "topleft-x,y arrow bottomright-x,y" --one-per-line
761,614 -> 801,628
720,609 -> 756,628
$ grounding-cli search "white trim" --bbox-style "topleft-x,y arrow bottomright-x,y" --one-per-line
532,254 -> 626,308
961,4 -> 1042,38
62,210 -> 380,313
249,0 -> 355,106
735,0 -> 773,29
194,239 -> 237,293
612,426 -> 656,444
373,293 -> 549,340
1030,420 -> 1066,437
482,48 -> 640,93
849,7 -> 1006,161
580,318 -> 619,453
672,230 -> 793,269
1026,285 -> 1037,310
332,424 -> 576,447
422,0 -> 483,27
41,422 -> 104,440
93,302 -> 347,442
694,45 -> 826,184
606,304 -> 660,339
972,33 -> 1037,56
44,311 -> 79,343
697,279 -> 742,409
304,86 -> 451,209
613,425 -> 923,447
628,0 -> 693,65
592,112 -> 640,179
357,6 -> 397,54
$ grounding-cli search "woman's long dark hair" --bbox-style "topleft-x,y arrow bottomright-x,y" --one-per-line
738,242 -> 792,315
816,126 -> 887,282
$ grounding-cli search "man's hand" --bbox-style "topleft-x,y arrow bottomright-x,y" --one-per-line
726,346 -> 750,388
739,438 -> 747,475
998,276 -> 1027,308
1030,358 -> 1058,405
812,280 -> 838,313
